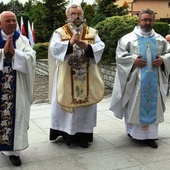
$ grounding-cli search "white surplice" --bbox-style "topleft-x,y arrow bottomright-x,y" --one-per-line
110,26 -> 170,139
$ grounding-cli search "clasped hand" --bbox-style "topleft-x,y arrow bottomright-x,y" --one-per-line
70,33 -> 88,50
134,55 -> 163,67
4,36 -> 15,59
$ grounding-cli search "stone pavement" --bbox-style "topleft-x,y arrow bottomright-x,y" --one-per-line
33,74 -> 49,104
0,93 -> 170,169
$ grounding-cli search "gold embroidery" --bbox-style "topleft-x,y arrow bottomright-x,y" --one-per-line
0,66 -> 14,145
56,24 -> 105,112
141,125 -> 149,131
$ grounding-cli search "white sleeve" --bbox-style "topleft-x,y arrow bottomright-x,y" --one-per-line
90,34 -> 105,63
0,49 -> 4,71
49,32 -> 69,62
12,36 -> 36,74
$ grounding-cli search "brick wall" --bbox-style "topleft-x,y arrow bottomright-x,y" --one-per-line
36,59 -> 116,88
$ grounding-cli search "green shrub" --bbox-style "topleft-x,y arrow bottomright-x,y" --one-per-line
95,15 -> 138,64
33,42 -> 49,60
153,22 -> 169,37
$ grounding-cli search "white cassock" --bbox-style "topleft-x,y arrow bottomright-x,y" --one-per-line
110,26 -> 170,140
49,26 -> 105,141
0,30 -> 36,153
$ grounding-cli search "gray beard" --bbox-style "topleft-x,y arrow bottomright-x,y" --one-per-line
139,27 -> 151,37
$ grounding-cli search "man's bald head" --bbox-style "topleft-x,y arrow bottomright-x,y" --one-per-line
0,11 -> 17,35
0,11 -> 16,21
165,34 -> 170,43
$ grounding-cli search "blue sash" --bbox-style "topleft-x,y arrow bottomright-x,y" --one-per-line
0,29 -> 20,150
137,35 -> 158,124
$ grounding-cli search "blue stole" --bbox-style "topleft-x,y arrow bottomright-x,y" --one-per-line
0,29 -> 20,150
137,35 -> 158,124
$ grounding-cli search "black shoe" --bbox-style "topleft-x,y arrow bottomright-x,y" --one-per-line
127,134 -> 132,138
9,155 -> 21,166
66,142 -> 71,146
145,140 -> 158,148
78,142 -> 89,148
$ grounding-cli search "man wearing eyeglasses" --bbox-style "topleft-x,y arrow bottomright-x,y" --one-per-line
110,8 -> 170,148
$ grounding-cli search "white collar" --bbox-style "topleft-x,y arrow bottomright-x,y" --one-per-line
1,30 -> 14,40
139,27 -> 151,38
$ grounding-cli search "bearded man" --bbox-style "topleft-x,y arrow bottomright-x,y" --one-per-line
110,8 -> 170,148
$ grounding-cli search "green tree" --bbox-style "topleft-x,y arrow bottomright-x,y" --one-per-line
6,0 -> 24,15
24,1 -> 48,42
24,0 -> 68,42
83,4 -> 95,26
80,0 -> 87,9
97,0 -> 128,17
90,13 -> 105,27
0,2 -> 8,13
42,0 -> 68,42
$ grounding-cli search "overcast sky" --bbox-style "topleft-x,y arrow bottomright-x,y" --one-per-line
0,0 -> 95,5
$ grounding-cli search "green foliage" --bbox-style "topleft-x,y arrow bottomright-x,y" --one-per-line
90,13 -> 106,27
97,0 -> 128,17
7,0 -> 24,13
83,4 -> 95,26
23,0 -> 68,43
153,22 -> 170,37
95,16 -> 138,64
0,0 -> 24,14
0,2 -> 8,12
33,42 -> 49,60
80,1 -> 87,9
43,0 -> 68,42
28,2 -> 49,42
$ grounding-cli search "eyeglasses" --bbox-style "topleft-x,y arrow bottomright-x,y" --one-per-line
140,18 -> 154,22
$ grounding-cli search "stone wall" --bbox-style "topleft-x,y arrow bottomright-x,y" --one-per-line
98,63 -> 116,89
35,59 -> 116,89
36,59 -> 48,76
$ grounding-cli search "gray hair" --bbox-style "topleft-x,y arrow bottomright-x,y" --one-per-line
138,8 -> 155,19
66,4 -> 84,16
0,11 -> 16,21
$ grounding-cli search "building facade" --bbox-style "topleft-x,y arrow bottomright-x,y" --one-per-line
115,0 -> 170,20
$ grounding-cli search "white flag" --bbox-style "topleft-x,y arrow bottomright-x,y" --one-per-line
28,20 -> 35,47
16,21 -> 21,34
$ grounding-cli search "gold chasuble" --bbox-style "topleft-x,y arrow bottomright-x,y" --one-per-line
56,24 -> 105,112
